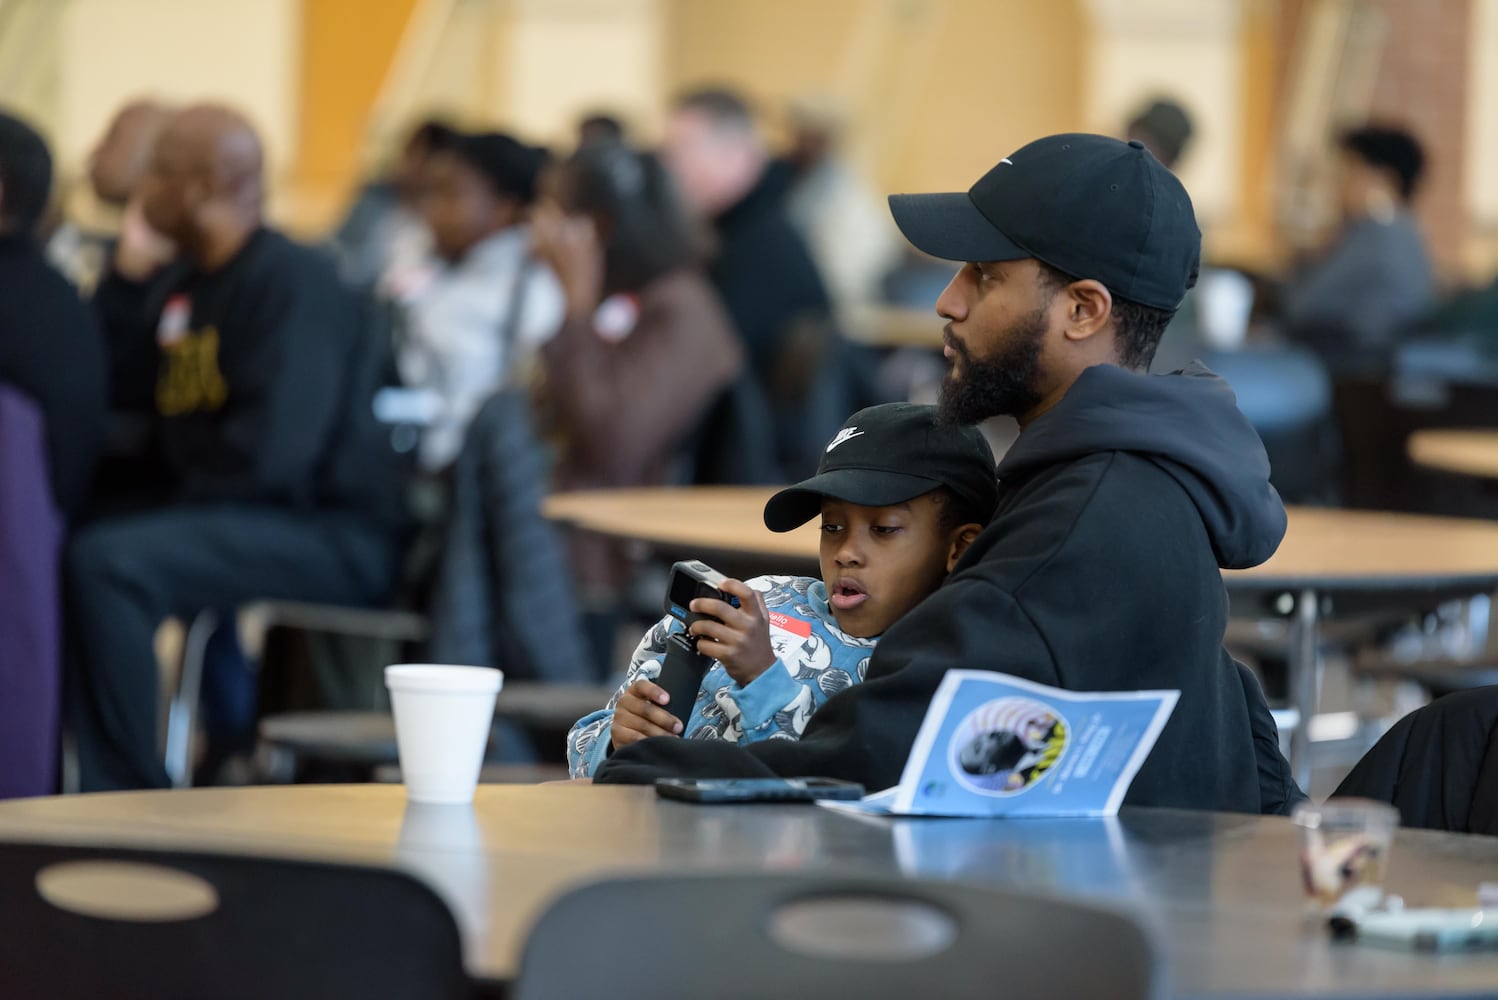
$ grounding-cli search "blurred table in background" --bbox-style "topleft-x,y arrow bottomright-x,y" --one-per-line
1408,429 -> 1498,481
840,304 -> 944,350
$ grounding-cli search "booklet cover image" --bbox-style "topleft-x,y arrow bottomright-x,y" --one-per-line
894,670 -> 1179,817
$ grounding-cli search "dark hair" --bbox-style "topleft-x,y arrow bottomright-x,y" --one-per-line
556,143 -> 703,294
931,486 -> 994,532
1035,261 -> 1175,371
447,131 -> 550,205
406,118 -> 459,157
674,86 -> 755,131
1339,125 -> 1425,201
577,113 -> 625,144
0,112 -> 53,235
1127,98 -> 1193,168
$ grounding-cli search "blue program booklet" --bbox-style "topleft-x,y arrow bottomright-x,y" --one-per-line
822,670 -> 1178,818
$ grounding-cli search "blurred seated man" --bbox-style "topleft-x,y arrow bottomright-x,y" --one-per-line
1283,125 -> 1433,372
0,111 -> 108,520
663,87 -> 845,476
68,105 -> 406,791
46,99 -> 171,295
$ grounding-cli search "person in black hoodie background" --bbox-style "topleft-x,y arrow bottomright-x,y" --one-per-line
67,105 -> 406,791
596,133 -> 1303,815
662,87 -> 858,478
0,111 -> 107,520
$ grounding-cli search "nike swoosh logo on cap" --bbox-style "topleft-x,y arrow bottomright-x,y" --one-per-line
826,428 -> 865,452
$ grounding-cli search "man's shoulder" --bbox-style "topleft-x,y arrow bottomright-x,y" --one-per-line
965,451 -> 1207,581
243,228 -> 343,287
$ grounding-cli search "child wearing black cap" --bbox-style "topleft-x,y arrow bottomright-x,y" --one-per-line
566,403 -> 997,777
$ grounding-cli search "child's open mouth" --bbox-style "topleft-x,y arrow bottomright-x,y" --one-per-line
830,579 -> 870,611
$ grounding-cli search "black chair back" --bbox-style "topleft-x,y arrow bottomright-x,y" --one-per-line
0,842 -> 472,999
514,873 -> 1163,1000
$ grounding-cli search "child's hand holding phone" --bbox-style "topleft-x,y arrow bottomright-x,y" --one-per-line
687,578 -> 776,687
610,678 -> 683,750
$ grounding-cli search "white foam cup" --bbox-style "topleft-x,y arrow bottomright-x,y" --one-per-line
384,664 -> 503,804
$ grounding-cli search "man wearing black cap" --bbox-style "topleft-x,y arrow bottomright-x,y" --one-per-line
596,133 -> 1301,815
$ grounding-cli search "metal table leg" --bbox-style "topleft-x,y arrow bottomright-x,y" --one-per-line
1286,588 -> 1321,791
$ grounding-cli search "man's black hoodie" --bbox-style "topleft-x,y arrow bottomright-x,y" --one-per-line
596,363 -> 1304,815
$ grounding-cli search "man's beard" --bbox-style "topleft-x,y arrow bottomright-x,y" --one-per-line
936,306 -> 1048,425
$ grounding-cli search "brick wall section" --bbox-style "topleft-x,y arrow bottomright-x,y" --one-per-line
1274,0 -> 1471,275
1367,0 -> 1470,275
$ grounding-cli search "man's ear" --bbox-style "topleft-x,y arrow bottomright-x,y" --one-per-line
1060,278 -> 1113,344
947,522 -> 984,572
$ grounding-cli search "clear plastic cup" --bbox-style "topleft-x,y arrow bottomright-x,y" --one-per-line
384,665 -> 503,804
1293,798 -> 1399,912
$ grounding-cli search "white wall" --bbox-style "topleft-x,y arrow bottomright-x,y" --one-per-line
57,0 -> 301,178
1083,0 -> 1244,228
502,0 -> 663,146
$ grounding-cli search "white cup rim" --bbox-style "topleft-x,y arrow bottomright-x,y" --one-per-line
385,664 -> 503,694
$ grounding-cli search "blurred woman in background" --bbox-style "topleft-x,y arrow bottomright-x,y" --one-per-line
532,142 -> 742,652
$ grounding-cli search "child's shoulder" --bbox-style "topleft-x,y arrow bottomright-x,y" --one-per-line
745,575 -> 821,600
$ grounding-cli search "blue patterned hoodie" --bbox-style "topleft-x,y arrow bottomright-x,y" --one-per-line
567,575 -> 876,778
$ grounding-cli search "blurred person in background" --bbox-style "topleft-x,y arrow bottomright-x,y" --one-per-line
68,104 -> 406,791
1126,97 -> 1194,172
47,99 -> 172,294
1282,124 -> 1432,372
0,111 -> 108,521
768,93 -> 900,315
329,118 -> 457,289
663,86 -> 857,476
392,131 -> 563,474
576,111 -> 626,150
532,142 -> 741,664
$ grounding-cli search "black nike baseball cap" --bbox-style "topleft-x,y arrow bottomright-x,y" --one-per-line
763,403 -> 998,532
888,132 -> 1201,310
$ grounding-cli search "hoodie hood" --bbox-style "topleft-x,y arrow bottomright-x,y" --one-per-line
995,362 -> 1286,569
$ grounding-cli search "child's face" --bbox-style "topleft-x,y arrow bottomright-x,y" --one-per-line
817,493 -> 960,638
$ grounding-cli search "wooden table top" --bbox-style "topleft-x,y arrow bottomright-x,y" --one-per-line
544,487 -> 1498,592
1,785 -> 1496,996
1409,430 -> 1498,481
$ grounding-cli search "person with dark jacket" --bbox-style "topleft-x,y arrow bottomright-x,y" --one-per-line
67,105 -> 406,791
0,111 -> 108,799
0,112 -> 108,518
663,88 -> 849,477
595,134 -> 1303,815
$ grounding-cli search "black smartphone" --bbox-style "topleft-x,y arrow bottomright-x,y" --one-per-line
655,777 -> 866,804
655,561 -> 743,726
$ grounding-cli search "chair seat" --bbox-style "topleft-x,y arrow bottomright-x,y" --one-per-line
1355,652 -> 1498,698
